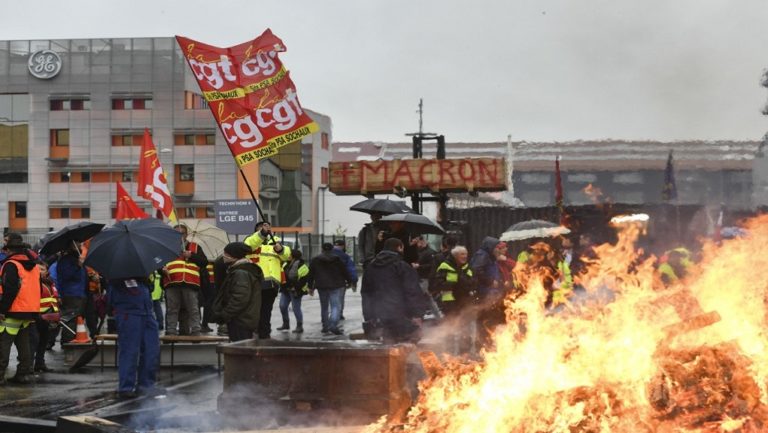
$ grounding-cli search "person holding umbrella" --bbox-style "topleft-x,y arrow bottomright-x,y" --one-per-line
107,275 -> 161,399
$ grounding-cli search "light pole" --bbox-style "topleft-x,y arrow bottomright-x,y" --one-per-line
318,185 -> 328,235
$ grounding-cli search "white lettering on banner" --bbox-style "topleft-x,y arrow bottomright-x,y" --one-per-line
241,51 -> 278,77
189,52 -> 280,90
145,166 -> 171,210
221,116 -> 264,148
219,89 -> 304,148
220,216 -> 236,222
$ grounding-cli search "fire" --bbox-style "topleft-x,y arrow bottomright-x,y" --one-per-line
366,215 -> 768,433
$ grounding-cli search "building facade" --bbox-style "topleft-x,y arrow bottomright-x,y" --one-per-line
0,38 -> 332,236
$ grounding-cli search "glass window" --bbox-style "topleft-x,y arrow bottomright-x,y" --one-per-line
50,100 -> 64,111
205,207 -> 215,218
124,99 -> 133,110
81,172 -> 91,182
122,171 -> 134,182
112,99 -> 124,110
205,134 -> 215,145
14,201 -> 27,218
60,172 -> 70,182
51,129 -> 70,146
184,135 -> 195,146
179,165 -> 194,181
144,99 -> 153,109
60,208 -> 70,218
133,99 -> 145,110
321,133 -> 329,150
81,208 -> 91,218
0,94 -> 29,183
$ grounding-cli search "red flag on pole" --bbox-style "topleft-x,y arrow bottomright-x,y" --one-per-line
138,128 -> 177,222
555,155 -> 567,226
115,181 -> 149,220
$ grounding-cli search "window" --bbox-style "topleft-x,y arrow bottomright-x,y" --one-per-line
112,97 -> 152,110
174,133 -> 215,146
205,207 -> 215,218
60,208 -> 70,218
321,167 -> 329,185
122,171 -> 134,182
14,201 -> 26,218
81,208 -> 90,218
50,129 -> 70,146
0,94 -> 30,183
60,172 -> 70,182
112,134 -> 142,146
80,172 -> 90,182
321,133 -> 329,150
50,98 -> 90,111
184,91 -> 208,110
178,165 -> 194,181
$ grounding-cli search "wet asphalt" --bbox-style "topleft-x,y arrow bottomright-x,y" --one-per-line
0,288 -> 365,432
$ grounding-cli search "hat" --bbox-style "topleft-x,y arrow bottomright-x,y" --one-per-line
253,220 -> 267,231
4,233 -> 24,249
333,239 -> 346,246
224,242 -> 252,259
322,242 -> 334,251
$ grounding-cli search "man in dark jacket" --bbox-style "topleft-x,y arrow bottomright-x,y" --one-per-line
212,242 -> 263,342
470,236 -> 503,301
332,239 -> 358,321
55,242 -> 88,345
0,233 -> 42,384
361,238 -> 429,343
309,243 -> 352,335
358,213 -> 383,269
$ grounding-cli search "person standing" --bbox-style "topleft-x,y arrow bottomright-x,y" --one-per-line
30,261 -> 59,373
200,261 -> 216,333
357,213 -> 383,270
277,249 -> 310,334
413,236 -> 436,290
0,233 -> 42,384
332,239 -> 358,321
244,221 -> 291,339
361,238 -> 429,343
469,237 -> 503,302
433,246 -> 476,316
309,243 -> 352,335
212,242 -> 263,342
148,271 -> 164,331
107,276 -> 161,399
162,224 -> 207,336
55,243 -> 88,344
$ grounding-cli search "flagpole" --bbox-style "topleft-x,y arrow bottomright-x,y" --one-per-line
238,169 -> 277,244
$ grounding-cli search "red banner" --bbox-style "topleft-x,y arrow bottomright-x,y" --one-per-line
176,30 -> 318,167
115,181 -> 149,220
138,129 -> 176,221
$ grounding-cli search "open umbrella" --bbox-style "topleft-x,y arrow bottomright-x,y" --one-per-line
179,218 -> 229,258
380,213 -> 445,235
39,221 -> 105,256
500,219 -> 571,242
350,198 -> 415,215
83,219 -> 183,279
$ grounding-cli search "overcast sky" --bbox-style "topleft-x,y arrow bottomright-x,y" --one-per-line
2,0 -> 768,144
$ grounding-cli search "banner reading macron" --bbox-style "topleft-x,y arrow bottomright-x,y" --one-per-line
176,30 -> 318,168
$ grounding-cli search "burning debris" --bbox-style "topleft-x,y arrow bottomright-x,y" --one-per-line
366,216 -> 768,433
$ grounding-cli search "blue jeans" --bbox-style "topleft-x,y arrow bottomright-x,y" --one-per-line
279,292 -> 303,325
318,287 -> 343,331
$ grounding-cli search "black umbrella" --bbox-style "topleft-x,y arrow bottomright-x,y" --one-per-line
83,219 -> 183,279
380,213 -> 445,235
350,198 -> 415,215
500,219 -> 570,242
39,221 -> 106,256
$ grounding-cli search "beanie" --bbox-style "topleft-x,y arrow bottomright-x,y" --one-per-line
224,242 -> 252,259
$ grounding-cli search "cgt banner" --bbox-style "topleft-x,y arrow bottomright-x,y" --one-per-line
176,29 -> 318,167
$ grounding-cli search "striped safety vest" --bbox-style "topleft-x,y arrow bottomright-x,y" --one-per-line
206,263 -> 215,286
164,242 -> 202,287
436,261 -> 473,302
40,282 -> 59,313
0,259 -> 42,314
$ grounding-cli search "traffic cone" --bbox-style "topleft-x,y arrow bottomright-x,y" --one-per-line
70,316 -> 91,344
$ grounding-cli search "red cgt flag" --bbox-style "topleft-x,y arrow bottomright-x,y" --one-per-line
115,181 -> 149,220
176,29 -> 319,167
138,129 -> 176,222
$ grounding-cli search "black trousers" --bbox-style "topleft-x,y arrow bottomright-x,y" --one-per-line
227,320 -> 254,342
258,281 -> 279,339
28,319 -> 51,366
0,325 -> 32,376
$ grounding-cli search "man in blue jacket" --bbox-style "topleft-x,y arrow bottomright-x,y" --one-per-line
332,239 -> 358,321
55,243 -> 88,345
107,276 -> 161,399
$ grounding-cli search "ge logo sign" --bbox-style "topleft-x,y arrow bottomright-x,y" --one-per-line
28,50 -> 62,79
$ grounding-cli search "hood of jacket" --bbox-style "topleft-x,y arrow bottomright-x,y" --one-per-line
228,260 -> 263,278
3,251 -> 38,270
370,250 -> 402,268
480,236 -> 500,254
315,251 -> 342,264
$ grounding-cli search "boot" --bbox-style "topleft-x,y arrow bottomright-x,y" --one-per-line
292,323 -> 303,334
277,321 -> 290,331
34,362 -> 54,373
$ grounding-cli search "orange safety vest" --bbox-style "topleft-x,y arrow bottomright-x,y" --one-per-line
86,266 -> 101,293
40,281 -> 59,313
206,262 -> 215,285
0,259 -> 43,314
164,242 -> 202,287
